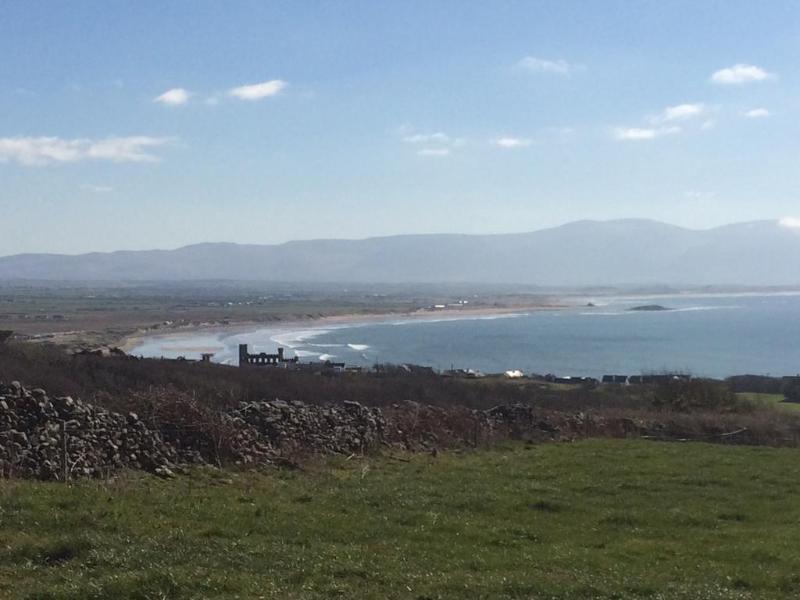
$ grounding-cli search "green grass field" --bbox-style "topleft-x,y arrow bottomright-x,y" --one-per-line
737,392 -> 800,412
2,440 -> 800,599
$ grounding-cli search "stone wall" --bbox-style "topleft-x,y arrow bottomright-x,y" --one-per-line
2,380 -> 772,480
0,382 -> 177,479
0,382 -> 388,480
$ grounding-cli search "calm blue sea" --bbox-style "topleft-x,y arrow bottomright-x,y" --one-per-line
132,293 -> 800,379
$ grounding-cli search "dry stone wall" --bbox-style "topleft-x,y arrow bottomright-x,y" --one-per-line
0,382 -> 178,479
0,382 -> 389,480
2,380 -> 693,481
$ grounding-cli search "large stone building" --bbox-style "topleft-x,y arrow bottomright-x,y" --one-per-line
238,344 -> 298,367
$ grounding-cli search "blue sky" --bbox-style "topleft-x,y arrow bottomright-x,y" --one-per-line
1,0 -> 799,254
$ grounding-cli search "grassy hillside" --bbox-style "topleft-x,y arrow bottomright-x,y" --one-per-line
737,392 -> 800,413
2,440 -> 800,599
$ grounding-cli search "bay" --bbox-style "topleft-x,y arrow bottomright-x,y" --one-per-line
131,293 -> 800,379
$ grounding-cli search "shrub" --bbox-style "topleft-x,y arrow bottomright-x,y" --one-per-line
782,378 -> 800,403
650,378 -> 738,412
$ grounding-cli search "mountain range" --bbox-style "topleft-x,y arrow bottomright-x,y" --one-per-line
2,219 -> 799,287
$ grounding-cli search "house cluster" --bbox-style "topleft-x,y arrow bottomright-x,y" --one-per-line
402,366 -> 694,384
544,374 -> 597,385
191,343 -> 697,385
535,372 -> 692,385
606,374 -> 691,384
427,299 -> 471,311
443,368 -> 485,379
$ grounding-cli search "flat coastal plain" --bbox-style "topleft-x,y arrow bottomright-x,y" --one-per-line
0,282 -> 562,351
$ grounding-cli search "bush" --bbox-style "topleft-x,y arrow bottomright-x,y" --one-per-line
651,378 -> 738,412
782,378 -> 800,403
727,374 -> 784,394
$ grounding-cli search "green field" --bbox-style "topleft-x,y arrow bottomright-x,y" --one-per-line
2,440 -> 800,599
737,392 -> 800,412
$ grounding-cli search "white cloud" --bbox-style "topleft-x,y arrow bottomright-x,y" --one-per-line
613,126 -> 680,141
492,137 -> 532,148
620,104 -> 707,142
744,108 -> 771,118
403,132 -> 452,144
710,64 -> 775,85
228,79 -> 287,100
86,137 -> 172,162
402,132 -> 466,148
154,88 -> 190,106
80,184 -> 114,193
0,136 -> 172,166
779,217 -> 800,229
517,56 -> 576,75
399,127 -> 465,156
658,103 -> 706,122
417,148 -> 451,157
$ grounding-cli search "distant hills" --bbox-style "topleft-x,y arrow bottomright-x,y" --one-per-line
2,219 -> 800,286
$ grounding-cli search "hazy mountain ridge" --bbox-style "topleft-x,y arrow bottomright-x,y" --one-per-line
2,219 -> 799,286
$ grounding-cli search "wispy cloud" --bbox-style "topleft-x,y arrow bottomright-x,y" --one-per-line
403,132 -> 452,144
517,56 -> 578,75
744,108 -> 771,118
229,79 -> 287,100
417,148 -> 450,157
655,103 -> 707,122
613,126 -> 680,141
779,217 -> 800,229
710,64 -> 775,85
619,103 -> 709,141
154,81 -> 287,105
154,88 -> 190,106
0,136 -> 173,166
492,137 -> 532,148
397,126 -> 464,157
80,184 -> 114,193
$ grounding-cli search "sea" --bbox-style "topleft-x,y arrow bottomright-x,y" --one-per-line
130,293 -> 800,379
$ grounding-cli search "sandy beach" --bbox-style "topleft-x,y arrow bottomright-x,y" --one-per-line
119,302 -> 567,355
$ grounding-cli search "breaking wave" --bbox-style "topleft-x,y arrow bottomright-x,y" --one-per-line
270,329 -> 330,348
388,313 -> 528,326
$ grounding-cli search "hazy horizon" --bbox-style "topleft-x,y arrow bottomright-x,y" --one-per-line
2,1 -> 800,255
2,216 -> 800,258
2,218 -> 799,286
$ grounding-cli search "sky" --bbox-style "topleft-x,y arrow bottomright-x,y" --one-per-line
1,0 -> 799,255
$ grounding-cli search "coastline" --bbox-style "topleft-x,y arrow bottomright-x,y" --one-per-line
20,291 -> 800,378
119,303 -> 566,354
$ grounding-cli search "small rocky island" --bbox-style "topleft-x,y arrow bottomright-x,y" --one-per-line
628,304 -> 671,312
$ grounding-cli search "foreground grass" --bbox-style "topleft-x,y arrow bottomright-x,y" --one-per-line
2,440 -> 800,599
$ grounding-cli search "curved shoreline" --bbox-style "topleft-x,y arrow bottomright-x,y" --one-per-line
120,303 -> 566,355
